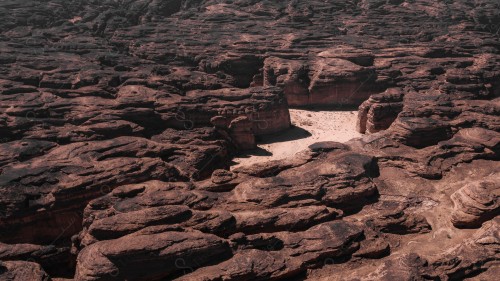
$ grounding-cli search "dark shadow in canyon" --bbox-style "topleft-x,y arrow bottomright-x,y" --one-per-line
256,125 -> 312,145
230,147 -> 273,162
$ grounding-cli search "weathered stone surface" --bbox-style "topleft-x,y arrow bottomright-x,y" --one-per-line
263,56 -> 384,106
228,116 -> 255,149
0,137 -> 186,244
0,260 -> 50,281
167,87 -> 291,135
332,219 -> 500,280
231,151 -> 379,210
451,175 -> 500,228
365,200 -> 432,235
177,221 -> 363,281
353,238 -> 390,259
70,146 -> 373,280
390,117 -> 453,148
0,242 -> 71,276
357,87 -> 404,134
349,127 -> 500,179
429,217 -> 500,280
0,0 -> 499,280
75,148 -> 372,246
75,230 -> 231,281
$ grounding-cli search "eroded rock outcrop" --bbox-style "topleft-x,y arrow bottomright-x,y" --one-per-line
177,221 -> 363,281
75,229 -> 231,281
357,88 -> 404,134
451,176 -> 500,228
429,217 -> 500,280
0,0 -> 499,280
0,137 -> 185,244
0,242 -> 71,276
263,55 -> 384,106
0,260 -> 50,281
332,218 -> 500,280
364,200 -> 432,235
212,115 -> 256,150
69,145 -> 377,280
165,87 -> 291,135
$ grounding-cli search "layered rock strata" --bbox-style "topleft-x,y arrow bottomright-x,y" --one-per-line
0,0 -> 499,280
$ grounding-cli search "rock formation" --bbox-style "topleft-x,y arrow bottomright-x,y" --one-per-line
357,87 -> 404,134
451,176 -> 499,228
263,55 -> 383,106
0,0 -> 499,280
0,260 -> 50,281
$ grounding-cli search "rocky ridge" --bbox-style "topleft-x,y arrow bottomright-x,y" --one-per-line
0,0 -> 499,280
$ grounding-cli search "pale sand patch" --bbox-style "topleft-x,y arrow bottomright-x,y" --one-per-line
68,16 -> 82,24
231,109 -> 362,169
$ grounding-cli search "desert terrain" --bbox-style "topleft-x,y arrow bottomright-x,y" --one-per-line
0,1 -> 498,280
233,109 -> 362,168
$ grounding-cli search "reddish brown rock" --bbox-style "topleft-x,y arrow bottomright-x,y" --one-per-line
389,117 -> 453,148
357,88 -> 404,134
337,253 -> 431,281
70,146 -> 375,280
263,55 -> 384,106
177,221 -> 363,281
0,260 -> 51,281
0,242 -> 71,276
451,176 -> 500,228
0,0 -> 499,280
75,229 -> 231,281
307,57 -> 381,106
228,116 -> 257,150
164,87 -> 291,135
365,200 -> 432,235
429,218 -> 500,280
231,151 -> 379,210
211,114 -> 257,150
353,238 -> 390,259
232,206 -> 341,234
335,217 -> 500,280
0,137 -> 185,244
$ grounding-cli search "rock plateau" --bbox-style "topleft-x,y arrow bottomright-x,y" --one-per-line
0,0 -> 499,280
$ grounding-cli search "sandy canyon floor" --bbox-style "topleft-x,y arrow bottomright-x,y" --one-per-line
0,1 -> 499,280
232,109 -> 362,168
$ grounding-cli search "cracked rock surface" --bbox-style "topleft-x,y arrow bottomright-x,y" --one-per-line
0,0 -> 499,280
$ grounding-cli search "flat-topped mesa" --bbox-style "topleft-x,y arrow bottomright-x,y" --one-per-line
163,86 -> 291,136
262,49 -> 385,107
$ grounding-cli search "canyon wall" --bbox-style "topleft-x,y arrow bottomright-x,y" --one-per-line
0,0 -> 499,280
262,55 -> 385,107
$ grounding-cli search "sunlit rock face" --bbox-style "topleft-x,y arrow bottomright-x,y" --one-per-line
357,88 -> 404,134
0,0 -> 500,280
262,55 -> 384,107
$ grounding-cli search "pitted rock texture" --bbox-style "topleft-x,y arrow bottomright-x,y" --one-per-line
0,0 -> 499,280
